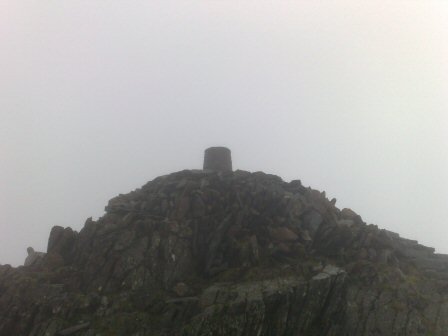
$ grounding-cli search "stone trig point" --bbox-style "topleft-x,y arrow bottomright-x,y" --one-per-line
203,147 -> 232,172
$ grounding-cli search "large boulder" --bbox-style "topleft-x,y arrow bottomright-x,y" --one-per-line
47,226 -> 77,263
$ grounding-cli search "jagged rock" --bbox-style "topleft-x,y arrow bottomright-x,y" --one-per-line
268,226 -> 299,242
312,264 -> 345,280
2,169 -> 448,335
24,247 -> 45,266
47,226 -> 77,263
340,208 -> 365,226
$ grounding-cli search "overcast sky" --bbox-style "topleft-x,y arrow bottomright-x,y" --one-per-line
1,1 -> 447,266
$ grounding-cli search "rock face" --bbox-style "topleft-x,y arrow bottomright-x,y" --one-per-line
1,169 -> 448,335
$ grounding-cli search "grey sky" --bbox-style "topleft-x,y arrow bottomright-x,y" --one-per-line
1,1 -> 447,266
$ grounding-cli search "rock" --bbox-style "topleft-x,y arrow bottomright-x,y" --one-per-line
300,230 -> 312,242
301,209 -> 323,235
176,196 -> 191,219
322,264 -> 345,276
368,248 -> 378,260
338,219 -> 355,227
173,282 -> 190,297
275,242 -> 291,255
192,194 -> 206,217
358,248 -> 368,260
24,247 -> 45,266
312,264 -> 345,280
292,242 -> 306,256
2,168 -> 448,335
47,226 -> 77,262
249,235 -> 259,262
378,249 -> 395,264
340,208 -> 359,220
340,208 -> 363,224
268,227 -> 299,242
101,296 -> 109,307
57,322 -> 90,335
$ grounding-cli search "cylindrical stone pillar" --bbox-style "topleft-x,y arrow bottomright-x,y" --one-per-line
203,147 -> 232,172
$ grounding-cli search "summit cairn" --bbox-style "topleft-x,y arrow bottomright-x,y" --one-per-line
203,146 -> 232,172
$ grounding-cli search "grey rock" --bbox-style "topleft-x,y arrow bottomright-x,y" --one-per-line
337,219 -> 355,227
57,322 -> 90,336
24,247 -> 45,266
312,264 -> 345,280
301,209 -> 323,235
3,169 -> 448,335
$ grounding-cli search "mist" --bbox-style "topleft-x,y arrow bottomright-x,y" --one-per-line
1,1 -> 447,266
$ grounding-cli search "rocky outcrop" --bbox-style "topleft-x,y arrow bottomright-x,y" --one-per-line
1,169 -> 448,335
24,247 -> 45,267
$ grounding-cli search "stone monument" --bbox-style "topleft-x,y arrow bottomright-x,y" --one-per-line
203,147 -> 232,172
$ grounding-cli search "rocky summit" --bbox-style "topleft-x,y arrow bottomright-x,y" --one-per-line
1,169 -> 448,335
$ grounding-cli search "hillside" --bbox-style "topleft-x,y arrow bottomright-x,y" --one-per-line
1,166 -> 448,335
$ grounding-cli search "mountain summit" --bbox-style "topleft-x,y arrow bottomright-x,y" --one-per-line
1,149 -> 447,335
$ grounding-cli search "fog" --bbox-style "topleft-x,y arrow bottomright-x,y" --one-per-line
1,1 -> 447,266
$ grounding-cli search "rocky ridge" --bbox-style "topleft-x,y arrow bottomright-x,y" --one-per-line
1,169 -> 448,335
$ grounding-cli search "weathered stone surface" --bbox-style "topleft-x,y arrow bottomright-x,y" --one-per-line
2,169 -> 448,335
24,247 -> 45,266
47,226 -> 77,263
268,226 -> 299,242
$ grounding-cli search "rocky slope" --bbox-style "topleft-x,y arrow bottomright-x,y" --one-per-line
1,169 -> 448,335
